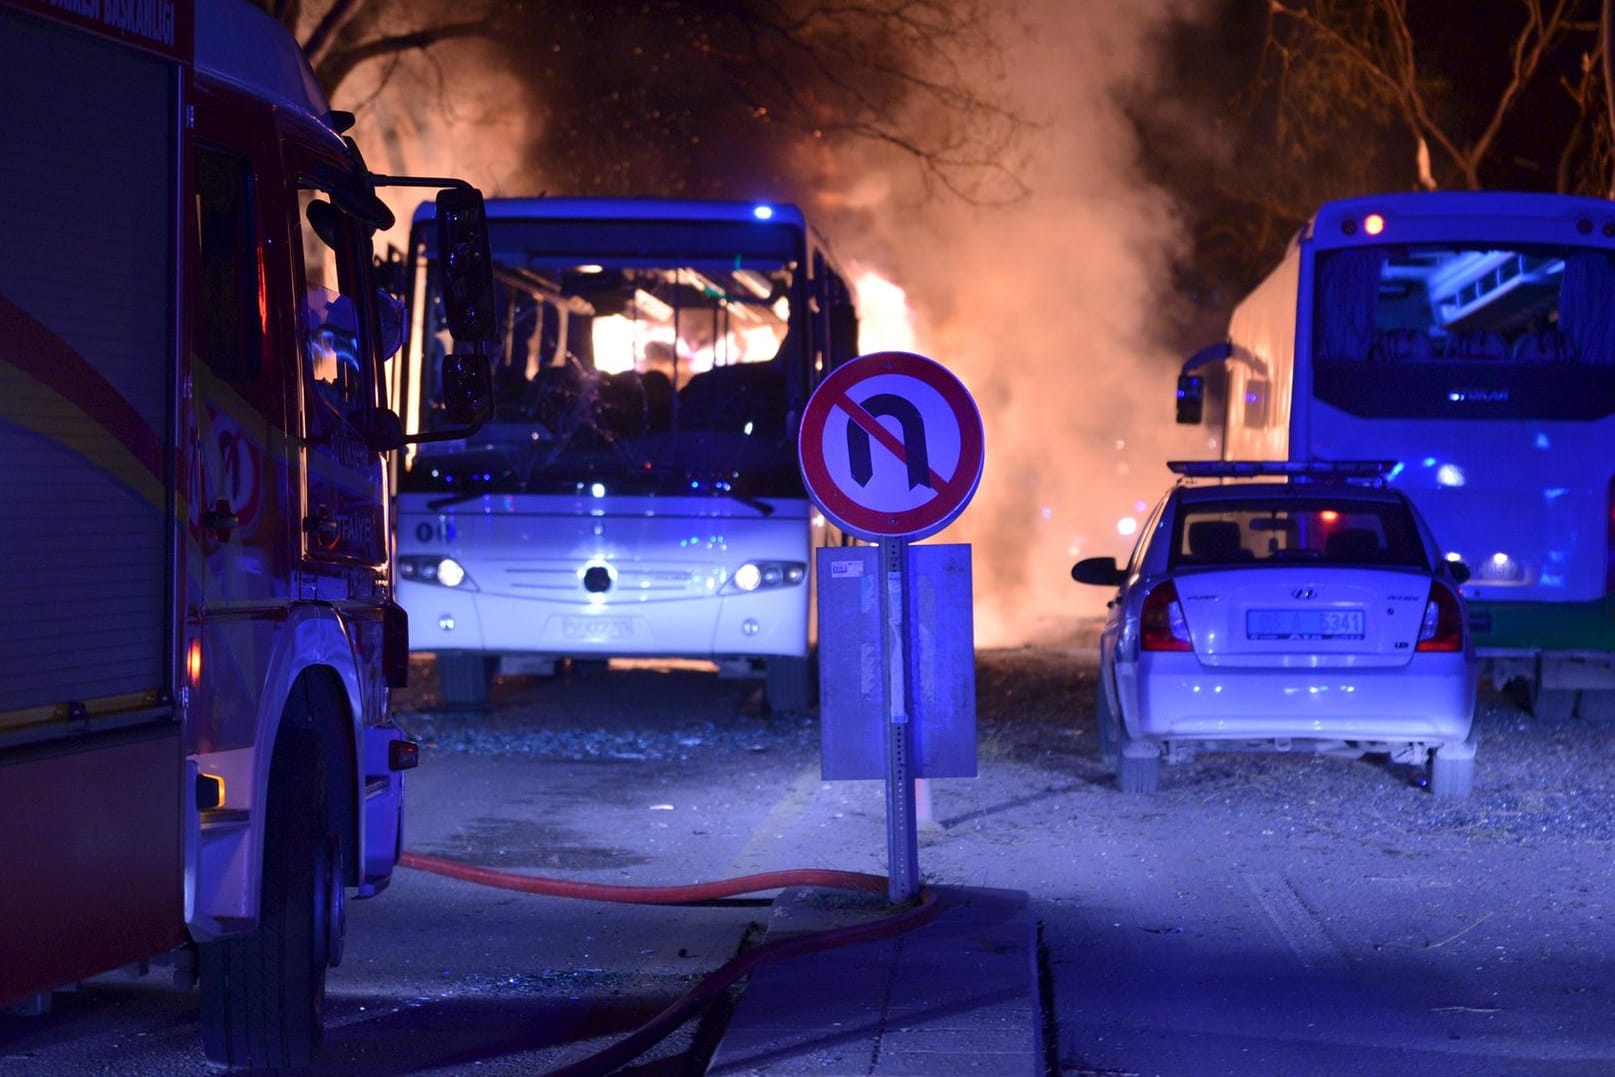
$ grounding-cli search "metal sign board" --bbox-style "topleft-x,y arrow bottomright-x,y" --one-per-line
799,351 -> 985,541
817,543 -> 977,780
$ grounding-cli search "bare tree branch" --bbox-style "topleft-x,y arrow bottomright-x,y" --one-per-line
312,18 -> 502,93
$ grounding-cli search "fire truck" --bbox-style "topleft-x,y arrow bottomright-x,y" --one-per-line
0,0 -> 493,1067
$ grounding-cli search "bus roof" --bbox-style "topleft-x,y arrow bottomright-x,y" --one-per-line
1304,190 -> 1615,250
412,197 -> 808,229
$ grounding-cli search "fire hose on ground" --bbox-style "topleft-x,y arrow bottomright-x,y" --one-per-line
400,852 -> 941,1076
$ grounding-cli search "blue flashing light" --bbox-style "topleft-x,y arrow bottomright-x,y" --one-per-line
752,203 -> 775,220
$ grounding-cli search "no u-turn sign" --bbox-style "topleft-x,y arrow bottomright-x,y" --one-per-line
798,351 -> 985,541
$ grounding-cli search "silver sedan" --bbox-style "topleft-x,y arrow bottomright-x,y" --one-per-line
1072,461 -> 1478,797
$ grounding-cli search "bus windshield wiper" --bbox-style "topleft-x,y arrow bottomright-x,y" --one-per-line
720,490 -> 775,516
425,489 -> 495,512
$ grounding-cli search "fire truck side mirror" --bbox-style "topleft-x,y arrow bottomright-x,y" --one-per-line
436,187 -> 496,346
1176,374 -> 1204,425
439,352 -> 494,427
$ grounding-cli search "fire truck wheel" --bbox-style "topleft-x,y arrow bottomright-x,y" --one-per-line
199,728 -> 331,1069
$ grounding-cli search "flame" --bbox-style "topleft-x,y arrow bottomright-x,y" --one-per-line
852,266 -> 919,353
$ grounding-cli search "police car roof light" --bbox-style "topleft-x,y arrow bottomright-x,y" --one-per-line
1167,460 -> 1396,484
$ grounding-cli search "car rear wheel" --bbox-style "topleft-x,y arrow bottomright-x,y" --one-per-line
1116,734 -> 1160,794
1428,748 -> 1475,799
1094,681 -> 1120,769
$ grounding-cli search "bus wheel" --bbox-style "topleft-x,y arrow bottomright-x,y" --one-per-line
1578,690 -> 1615,722
765,655 -> 814,713
1529,686 -> 1578,723
200,729 -> 331,1069
437,653 -> 495,705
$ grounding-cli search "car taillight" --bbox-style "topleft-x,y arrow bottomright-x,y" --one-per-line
1140,580 -> 1193,652
1417,580 -> 1465,652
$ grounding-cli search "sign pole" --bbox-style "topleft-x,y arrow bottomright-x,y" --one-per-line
880,535 -> 919,903
796,350 -> 984,907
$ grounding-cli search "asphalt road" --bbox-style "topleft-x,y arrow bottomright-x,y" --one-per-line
5,640 -> 1615,1076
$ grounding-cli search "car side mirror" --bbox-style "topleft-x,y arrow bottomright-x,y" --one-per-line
1445,559 -> 1472,585
1072,556 -> 1126,587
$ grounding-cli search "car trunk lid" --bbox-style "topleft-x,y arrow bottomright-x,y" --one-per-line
1172,567 -> 1431,667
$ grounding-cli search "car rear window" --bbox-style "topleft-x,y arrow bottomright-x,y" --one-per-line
1171,497 -> 1428,569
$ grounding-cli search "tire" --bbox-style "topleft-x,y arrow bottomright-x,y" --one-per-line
566,658 -> 610,678
1116,731 -> 1160,795
1094,679 -> 1120,769
1577,690 -> 1615,723
1428,749 -> 1475,800
1530,687 -> 1577,723
437,653 -> 495,705
200,729 -> 335,1069
765,655 -> 815,713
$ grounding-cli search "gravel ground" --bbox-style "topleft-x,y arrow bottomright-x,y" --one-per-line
387,639 -> 1615,1074
397,637 -> 1615,845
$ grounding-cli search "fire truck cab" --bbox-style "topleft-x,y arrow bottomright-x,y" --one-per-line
0,0 -> 493,1067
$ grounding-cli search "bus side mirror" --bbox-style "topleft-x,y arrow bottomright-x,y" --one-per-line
440,352 -> 494,427
436,187 -> 496,345
1176,374 -> 1204,425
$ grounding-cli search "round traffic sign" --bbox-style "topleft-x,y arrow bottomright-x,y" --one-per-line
798,351 -> 984,541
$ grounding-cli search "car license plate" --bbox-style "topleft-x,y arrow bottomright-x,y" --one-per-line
563,616 -> 633,641
1246,608 -> 1364,640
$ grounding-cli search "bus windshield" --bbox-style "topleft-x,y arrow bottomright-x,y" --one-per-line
1312,242 -> 1615,420
403,216 -> 806,503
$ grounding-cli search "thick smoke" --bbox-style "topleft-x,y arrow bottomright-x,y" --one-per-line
819,0 -> 1210,646
332,1 -> 1213,649
339,35 -> 538,252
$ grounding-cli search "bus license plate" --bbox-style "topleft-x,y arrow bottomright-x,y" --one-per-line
563,616 -> 633,641
1246,608 -> 1364,640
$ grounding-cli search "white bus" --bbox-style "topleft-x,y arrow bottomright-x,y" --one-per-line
390,198 -> 860,708
1177,191 -> 1615,722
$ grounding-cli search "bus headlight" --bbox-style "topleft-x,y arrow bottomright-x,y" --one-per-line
725,561 -> 806,593
398,555 -> 476,590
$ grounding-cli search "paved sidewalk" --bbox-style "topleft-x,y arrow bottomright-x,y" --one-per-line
706,885 -> 1043,1076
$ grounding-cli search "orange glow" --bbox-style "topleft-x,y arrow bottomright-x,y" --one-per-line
197,773 -> 226,810
187,637 -> 203,688
1363,213 -> 1386,236
852,266 -> 917,352
1320,510 -> 1340,523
